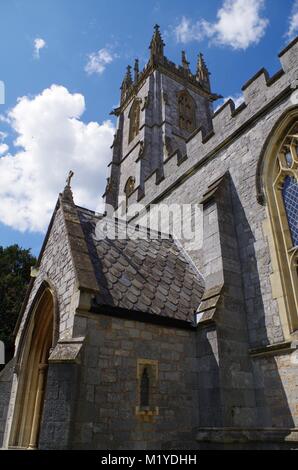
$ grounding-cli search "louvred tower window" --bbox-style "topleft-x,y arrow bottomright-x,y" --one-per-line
178,90 -> 196,133
128,99 -> 141,143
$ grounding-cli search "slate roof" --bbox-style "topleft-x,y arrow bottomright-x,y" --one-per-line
76,207 -> 205,324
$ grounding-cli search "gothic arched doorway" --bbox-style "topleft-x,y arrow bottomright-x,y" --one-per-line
9,287 -> 55,449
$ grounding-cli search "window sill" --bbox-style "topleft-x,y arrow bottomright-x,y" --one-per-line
135,406 -> 159,417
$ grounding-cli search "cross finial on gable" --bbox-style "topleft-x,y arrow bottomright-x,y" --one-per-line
66,170 -> 74,187
61,170 -> 75,204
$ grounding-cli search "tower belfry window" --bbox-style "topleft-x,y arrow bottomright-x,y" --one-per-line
129,99 -> 141,143
178,90 -> 196,133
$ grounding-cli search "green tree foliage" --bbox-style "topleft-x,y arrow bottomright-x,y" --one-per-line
0,245 -> 36,360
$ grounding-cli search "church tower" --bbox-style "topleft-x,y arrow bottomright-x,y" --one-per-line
104,25 -> 220,210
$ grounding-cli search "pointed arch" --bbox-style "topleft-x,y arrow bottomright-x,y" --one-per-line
177,89 -> 196,133
9,281 -> 58,449
124,176 -> 136,208
15,280 -> 59,365
258,107 -> 298,333
128,99 -> 141,143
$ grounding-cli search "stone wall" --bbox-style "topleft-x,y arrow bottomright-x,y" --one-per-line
253,353 -> 298,428
69,313 -> 199,450
39,362 -> 79,450
131,119 -> 298,429
1,203 -> 78,448
118,78 -> 149,199
0,359 -> 14,447
127,39 -> 298,433
133,115 -> 285,346
15,205 -> 77,348
127,40 -> 298,350
117,66 -> 214,206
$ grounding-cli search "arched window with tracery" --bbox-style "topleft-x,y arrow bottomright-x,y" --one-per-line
178,90 -> 196,133
128,99 -> 141,143
263,119 -> 298,332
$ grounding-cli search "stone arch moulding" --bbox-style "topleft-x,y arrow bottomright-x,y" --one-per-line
256,106 -> 298,204
15,279 -> 59,366
8,280 -> 59,449
256,106 -> 298,335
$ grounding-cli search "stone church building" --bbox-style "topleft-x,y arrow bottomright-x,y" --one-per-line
0,26 -> 298,450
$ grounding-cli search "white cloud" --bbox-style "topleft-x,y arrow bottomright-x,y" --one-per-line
0,131 -> 8,155
174,0 -> 269,50
215,93 -> 245,112
286,0 -> 298,40
0,143 -> 9,155
85,48 -> 117,75
0,85 -> 115,232
0,114 -> 10,123
174,17 -> 204,43
34,37 -> 46,59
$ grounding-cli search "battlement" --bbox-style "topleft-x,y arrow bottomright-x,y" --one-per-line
126,35 -> 298,211
113,57 -> 219,115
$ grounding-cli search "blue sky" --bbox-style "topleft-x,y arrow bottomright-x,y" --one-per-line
0,0 -> 297,256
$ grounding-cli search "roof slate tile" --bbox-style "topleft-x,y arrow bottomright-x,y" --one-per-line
77,208 -> 205,324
